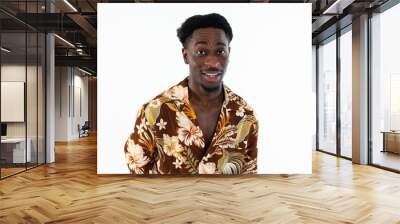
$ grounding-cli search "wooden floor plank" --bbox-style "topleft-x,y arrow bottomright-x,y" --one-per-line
1,134 -> 400,223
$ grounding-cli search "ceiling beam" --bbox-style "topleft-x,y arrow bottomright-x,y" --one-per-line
312,15 -> 335,33
67,13 -> 97,45
55,55 -> 96,69
322,0 -> 356,14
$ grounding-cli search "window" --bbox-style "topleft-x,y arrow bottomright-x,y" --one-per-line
371,2 -> 400,171
318,36 -> 337,154
340,28 -> 352,158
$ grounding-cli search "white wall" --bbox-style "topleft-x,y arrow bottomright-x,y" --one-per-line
55,66 -> 70,141
72,70 -> 89,136
55,67 -> 89,141
98,3 -> 313,174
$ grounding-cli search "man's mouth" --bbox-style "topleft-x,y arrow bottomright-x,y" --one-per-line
200,71 -> 223,82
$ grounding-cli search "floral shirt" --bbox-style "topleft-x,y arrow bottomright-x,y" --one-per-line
124,77 -> 258,175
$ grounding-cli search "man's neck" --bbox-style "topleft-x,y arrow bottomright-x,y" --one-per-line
188,78 -> 224,108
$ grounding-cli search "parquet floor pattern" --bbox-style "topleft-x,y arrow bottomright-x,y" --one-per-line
1,134 -> 400,223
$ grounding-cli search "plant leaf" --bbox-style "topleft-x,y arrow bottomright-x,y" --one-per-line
145,102 -> 161,126
235,115 -> 256,145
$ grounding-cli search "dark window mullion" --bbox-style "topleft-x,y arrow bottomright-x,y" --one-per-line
367,11 -> 373,165
336,29 -> 341,157
316,45 -> 320,150
25,0 -> 28,171
36,0 -> 39,167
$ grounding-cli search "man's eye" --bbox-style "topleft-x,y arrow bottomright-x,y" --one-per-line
217,49 -> 226,55
196,50 -> 207,56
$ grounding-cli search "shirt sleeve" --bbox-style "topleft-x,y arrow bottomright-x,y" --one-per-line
124,105 -> 156,174
243,119 -> 258,174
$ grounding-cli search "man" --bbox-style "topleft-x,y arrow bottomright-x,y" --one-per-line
124,13 -> 258,175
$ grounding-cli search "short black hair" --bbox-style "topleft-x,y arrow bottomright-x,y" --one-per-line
177,13 -> 233,46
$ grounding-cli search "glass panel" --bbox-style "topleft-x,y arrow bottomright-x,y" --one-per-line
312,45 -> 317,150
38,32 -> 45,165
318,36 -> 337,154
371,4 -> 400,171
27,0 -> 38,168
27,31 -> 38,169
1,31 -> 27,177
0,1 -> 46,178
340,29 -> 352,158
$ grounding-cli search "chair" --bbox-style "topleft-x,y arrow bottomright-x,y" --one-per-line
79,121 -> 90,138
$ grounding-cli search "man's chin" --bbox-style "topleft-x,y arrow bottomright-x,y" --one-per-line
201,82 -> 222,92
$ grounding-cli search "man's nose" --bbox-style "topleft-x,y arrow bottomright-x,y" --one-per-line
204,56 -> 222,68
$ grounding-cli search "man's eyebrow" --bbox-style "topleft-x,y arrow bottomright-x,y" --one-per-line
194,41 -> 227,47
194,41 -> 208,45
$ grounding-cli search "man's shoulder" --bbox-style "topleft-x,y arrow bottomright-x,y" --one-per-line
140,80 -> 188,112
225,86 -> 256,117
135,81 -> 188,126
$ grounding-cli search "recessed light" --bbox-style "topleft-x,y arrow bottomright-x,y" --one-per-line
78,67 -> 93,76
54,34 -> 75,48
63,0 -> 78,12
1,47 -> 11,53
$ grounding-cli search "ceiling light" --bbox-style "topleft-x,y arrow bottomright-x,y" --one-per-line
54,34 -> 75,48
78,67 -> 93,76
63,0 -> 78,12
322,0 -> 355,15
1,47 -> 11,53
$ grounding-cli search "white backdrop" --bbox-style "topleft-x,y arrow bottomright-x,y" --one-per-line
98,3 -> 312,174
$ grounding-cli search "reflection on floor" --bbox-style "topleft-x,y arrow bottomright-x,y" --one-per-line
0,163 -> 40,178
341,147 -> 352,158
0,167 -> 25,178
373,150 -> 400,171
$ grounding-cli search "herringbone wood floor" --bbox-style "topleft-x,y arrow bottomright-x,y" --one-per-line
1,134 -> 400,224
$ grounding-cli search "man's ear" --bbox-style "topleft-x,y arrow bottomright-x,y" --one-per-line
228,46 -> 231,55
182,48 -> 189,64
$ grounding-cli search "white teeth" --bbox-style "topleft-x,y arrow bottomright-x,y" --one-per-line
205,73 -> 219,76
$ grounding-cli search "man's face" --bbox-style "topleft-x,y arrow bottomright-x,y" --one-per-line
182,27 -> 230,91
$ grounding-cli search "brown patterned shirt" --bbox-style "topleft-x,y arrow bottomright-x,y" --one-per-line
124,77 -> 258,175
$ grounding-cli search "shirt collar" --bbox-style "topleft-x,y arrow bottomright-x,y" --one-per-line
180,76 -> 230,108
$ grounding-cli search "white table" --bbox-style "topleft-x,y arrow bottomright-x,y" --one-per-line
1,138 -> 31,163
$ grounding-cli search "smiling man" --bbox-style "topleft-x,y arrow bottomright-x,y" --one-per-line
124,13 -> 258,175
